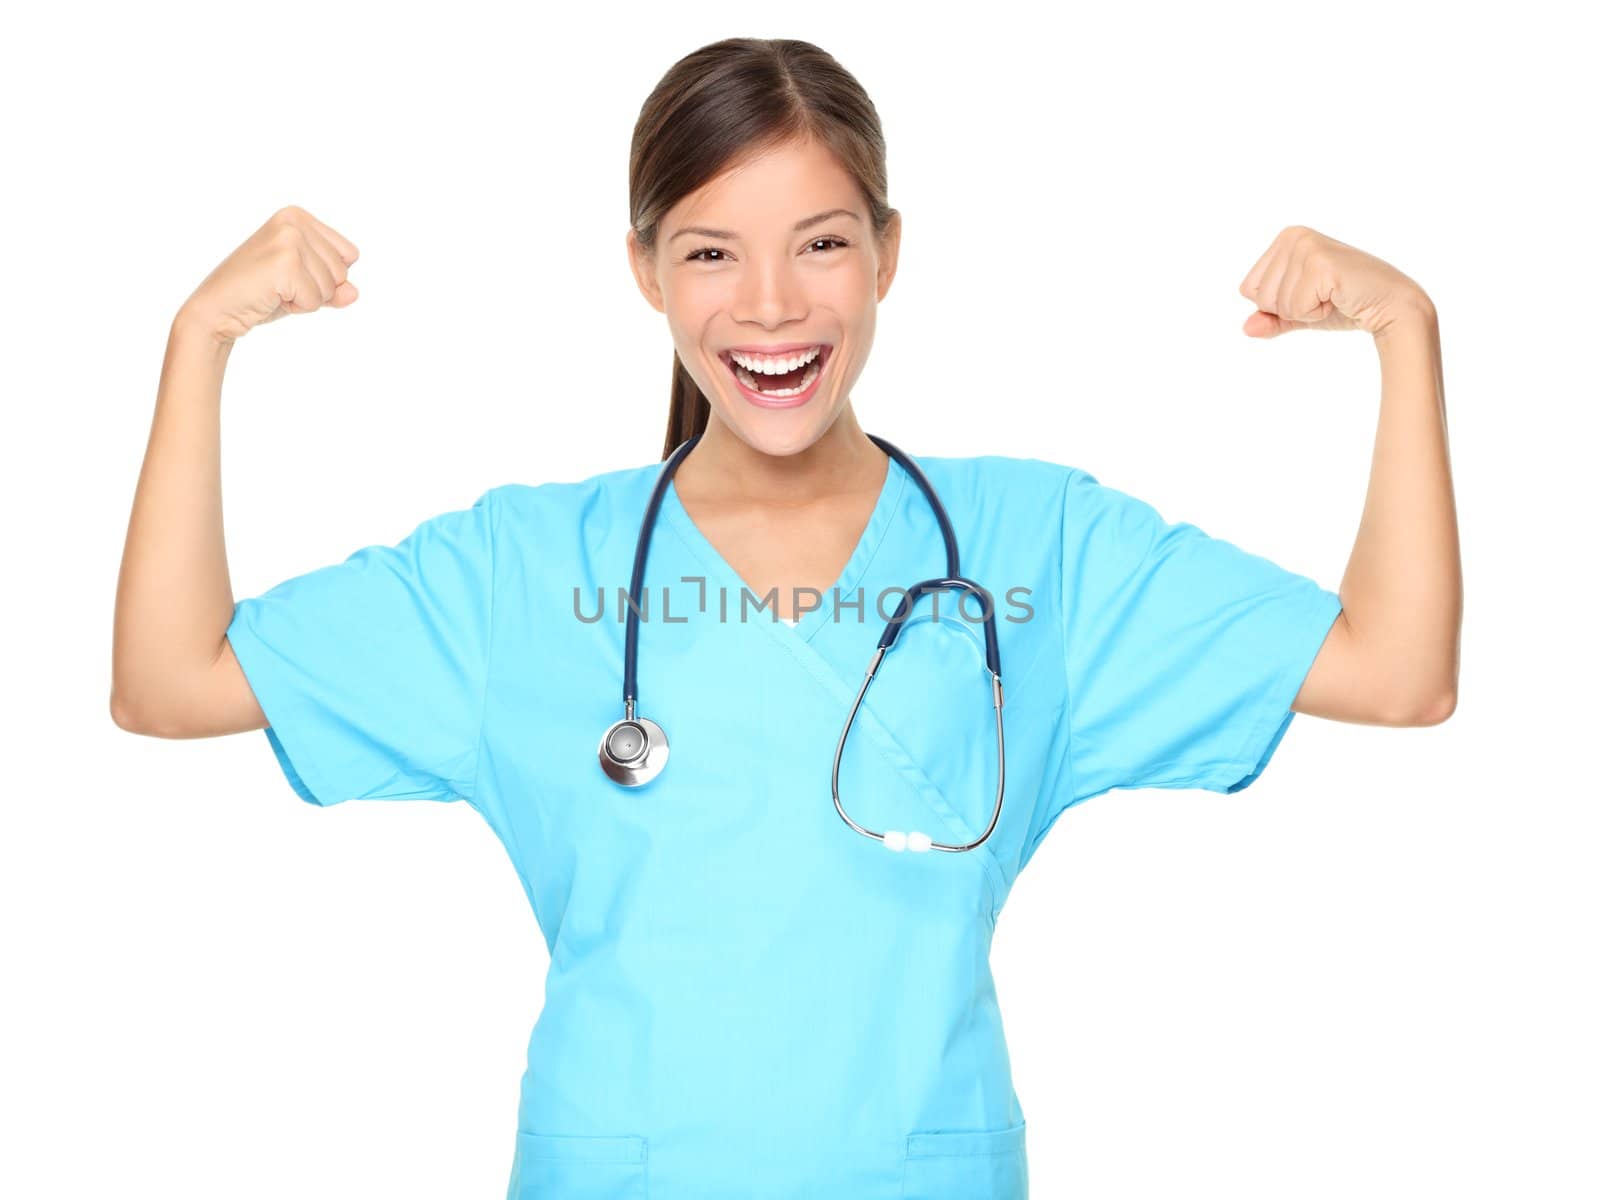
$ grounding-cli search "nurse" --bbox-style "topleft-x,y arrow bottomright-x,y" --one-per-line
111,35 -> 1462,1200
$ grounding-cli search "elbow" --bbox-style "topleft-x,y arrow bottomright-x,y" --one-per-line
110,658 -> 150,732
1356,635 -> 1459,726
1415,686 -> 1458,727
110,679 -> 171,736
1382,684 -> 1457,727
110,689 -> 149,734
1358,659 -> 1457,724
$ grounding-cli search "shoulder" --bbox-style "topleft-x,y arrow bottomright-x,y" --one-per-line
484,459 -> 660,532
909,452 -> 1179,568
470,464 -> 661,610
910,452 -> 1083,513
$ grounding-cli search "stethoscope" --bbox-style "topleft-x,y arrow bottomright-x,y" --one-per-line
598,431 -> 1006,854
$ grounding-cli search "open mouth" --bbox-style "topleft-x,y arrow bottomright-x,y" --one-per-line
719,344 -> 832,404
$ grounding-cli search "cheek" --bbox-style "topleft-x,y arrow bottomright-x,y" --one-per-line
812,261 -> 878,322
661,272 -> 722,325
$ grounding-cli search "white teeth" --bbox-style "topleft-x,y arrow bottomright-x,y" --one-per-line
733,356 -> 822,398
729,345 -> 823,374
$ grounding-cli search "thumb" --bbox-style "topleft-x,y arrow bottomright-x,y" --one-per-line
1241,307 -> 1326,338
1243,298 -> 1341,338
1241,309 -> 1287,338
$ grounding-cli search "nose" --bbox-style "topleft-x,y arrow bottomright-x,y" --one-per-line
730,254 -> 809,330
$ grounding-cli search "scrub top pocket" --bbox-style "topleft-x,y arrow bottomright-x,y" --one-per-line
901,1120 -> 1028,1199
507,1131 -> 649,1200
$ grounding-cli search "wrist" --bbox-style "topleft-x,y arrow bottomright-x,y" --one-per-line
170,307 -> 236,358
1371,289 -> 1438,347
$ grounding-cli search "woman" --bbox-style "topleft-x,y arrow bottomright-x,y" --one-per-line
111,36 -> 1461,1200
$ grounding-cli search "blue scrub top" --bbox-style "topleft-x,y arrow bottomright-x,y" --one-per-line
225,452 -> 1343,1199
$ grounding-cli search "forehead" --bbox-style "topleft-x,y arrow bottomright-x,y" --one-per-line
666,137 -> 861,235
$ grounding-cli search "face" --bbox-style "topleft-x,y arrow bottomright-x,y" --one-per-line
627,135 -> 901,458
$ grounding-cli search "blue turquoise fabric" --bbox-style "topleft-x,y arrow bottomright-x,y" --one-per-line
224,454 -> 1343,1198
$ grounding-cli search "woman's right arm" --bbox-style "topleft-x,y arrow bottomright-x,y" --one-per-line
110,206 -> 359,738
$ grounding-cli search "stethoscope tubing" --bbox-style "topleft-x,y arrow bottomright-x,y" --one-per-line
608,431 -> 1007,853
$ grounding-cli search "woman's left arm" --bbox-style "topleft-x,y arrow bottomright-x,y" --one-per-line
1238,225 -> 1461,727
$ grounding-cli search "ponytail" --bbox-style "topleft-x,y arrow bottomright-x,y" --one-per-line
662,350 -> 710,460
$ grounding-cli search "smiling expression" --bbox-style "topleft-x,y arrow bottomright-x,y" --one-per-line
628,135 -> 902,456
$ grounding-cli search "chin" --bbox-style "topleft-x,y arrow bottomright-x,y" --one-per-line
718,408 -> 834,458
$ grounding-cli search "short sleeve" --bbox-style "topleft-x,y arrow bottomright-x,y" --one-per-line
224,488 -> 498,807
1059,467 -> 1342,804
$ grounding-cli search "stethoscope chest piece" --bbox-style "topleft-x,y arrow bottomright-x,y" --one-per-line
598,712 -> 669,787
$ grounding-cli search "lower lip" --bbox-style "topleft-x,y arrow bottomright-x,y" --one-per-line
722,346 -> 831,409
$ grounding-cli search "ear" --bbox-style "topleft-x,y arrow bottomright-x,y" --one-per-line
875,211 -> 902,302
626,227 -> 666,314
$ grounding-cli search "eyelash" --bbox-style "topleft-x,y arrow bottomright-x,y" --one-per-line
683,236 -> 850,264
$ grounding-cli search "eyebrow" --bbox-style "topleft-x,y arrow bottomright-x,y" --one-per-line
668,208 -> 862,243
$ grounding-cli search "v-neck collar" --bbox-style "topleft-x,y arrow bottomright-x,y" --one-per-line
649,451 -> 1010,910
658,451 -> 910,645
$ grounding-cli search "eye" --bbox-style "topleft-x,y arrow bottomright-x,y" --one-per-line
683,236 -> 851,264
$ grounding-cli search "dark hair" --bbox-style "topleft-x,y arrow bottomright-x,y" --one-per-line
628,38 -> 899,460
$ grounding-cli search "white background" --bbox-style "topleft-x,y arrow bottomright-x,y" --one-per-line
4,2 -> 1594,1197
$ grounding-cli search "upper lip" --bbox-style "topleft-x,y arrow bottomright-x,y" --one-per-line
722,341 -> 830,356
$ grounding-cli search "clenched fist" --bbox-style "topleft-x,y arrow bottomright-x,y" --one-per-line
1238,225 -> 1433,340
180,205 -> 360,344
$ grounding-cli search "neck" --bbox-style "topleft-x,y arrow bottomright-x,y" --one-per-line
676,407 -> 886,509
